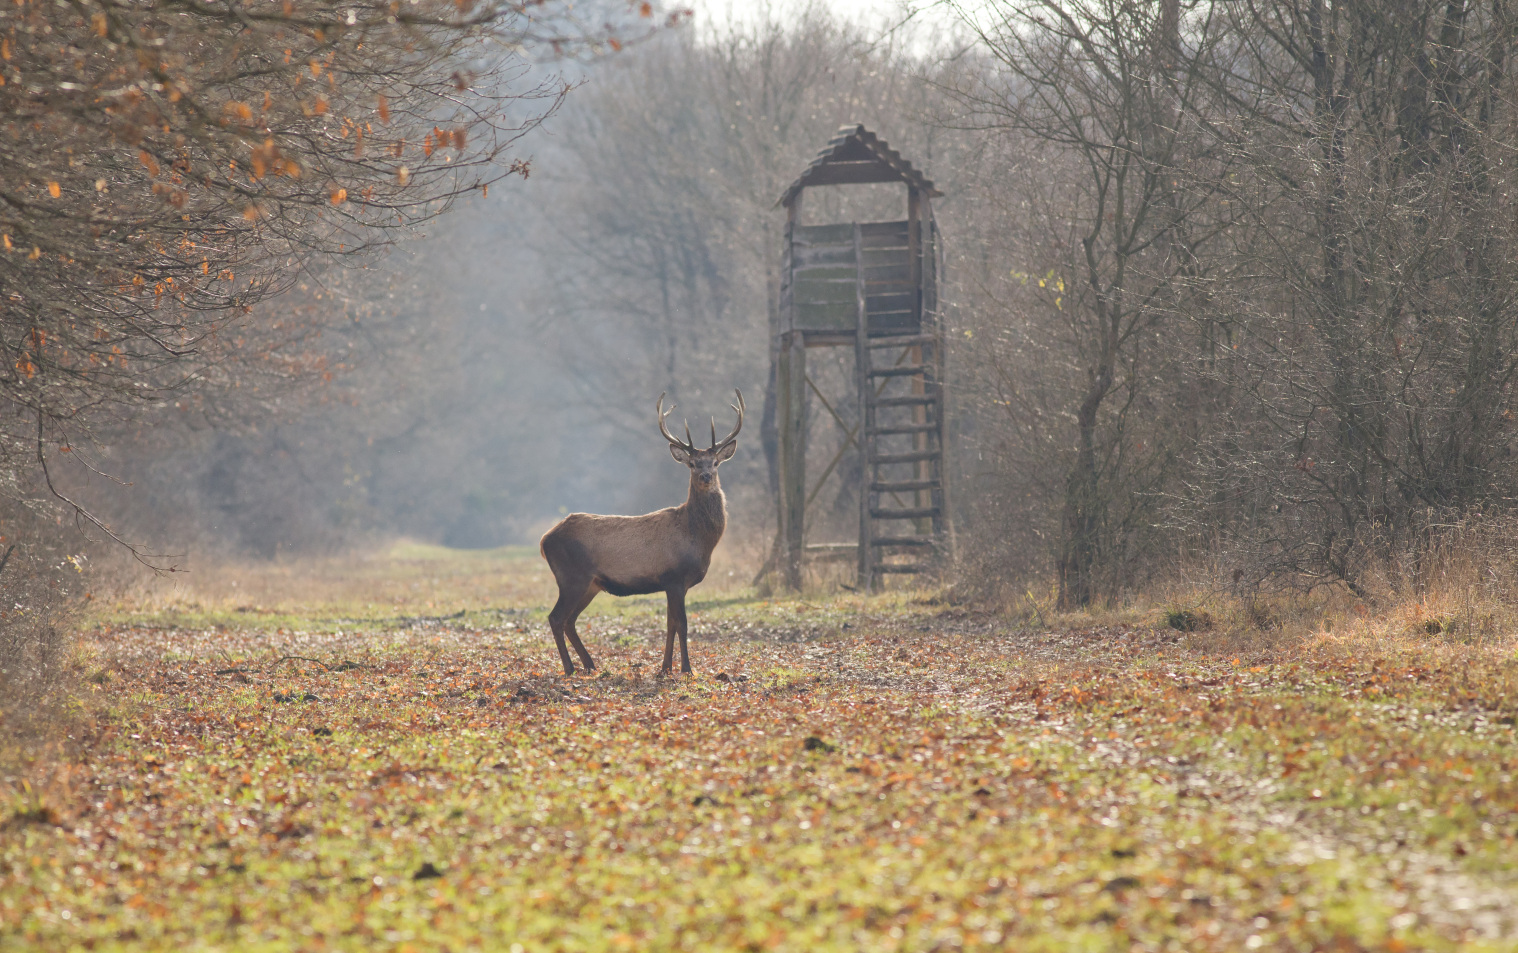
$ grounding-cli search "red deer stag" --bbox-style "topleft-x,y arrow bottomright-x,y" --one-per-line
539,390 -> 744,676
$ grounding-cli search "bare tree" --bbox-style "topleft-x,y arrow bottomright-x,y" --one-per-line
0,0 -> 672,560
942,0 -> 1237,607
1181,0 -> 1518,594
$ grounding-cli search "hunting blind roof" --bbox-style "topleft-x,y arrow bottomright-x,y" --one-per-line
777,124 -> 943,208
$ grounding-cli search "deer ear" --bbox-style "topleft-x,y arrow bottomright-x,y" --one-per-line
714,441 -> 737,464
669,444 -> 692,465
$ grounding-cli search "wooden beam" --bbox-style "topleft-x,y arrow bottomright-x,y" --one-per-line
777,332 -> 807,591
801,331 -> 857,348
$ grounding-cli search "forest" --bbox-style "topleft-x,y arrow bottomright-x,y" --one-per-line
3,0 -> 1517,949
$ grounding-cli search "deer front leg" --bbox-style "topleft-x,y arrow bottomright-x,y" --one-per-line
671,587 -> 692,675
662,588 -> 685,676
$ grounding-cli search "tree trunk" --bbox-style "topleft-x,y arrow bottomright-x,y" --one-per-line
1059,359 -> 1114,609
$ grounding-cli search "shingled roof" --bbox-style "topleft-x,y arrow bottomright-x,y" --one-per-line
777,124 -> 943,209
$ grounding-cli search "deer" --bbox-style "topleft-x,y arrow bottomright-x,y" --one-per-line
538,389 -> 744,677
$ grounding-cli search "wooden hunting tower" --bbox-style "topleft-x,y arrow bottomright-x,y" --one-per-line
774,124 -> 951,591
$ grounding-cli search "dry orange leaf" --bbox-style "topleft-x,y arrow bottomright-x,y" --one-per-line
46,181 -> 60,198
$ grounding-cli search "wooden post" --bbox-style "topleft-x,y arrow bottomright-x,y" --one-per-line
922,205 -> 953,561
853,224 -> 873,592
777,331 -> 807,591
907,186 -> 922,327
905,187 -> 929,530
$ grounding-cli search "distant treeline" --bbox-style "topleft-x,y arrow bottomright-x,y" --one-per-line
11,1 -> 1518,611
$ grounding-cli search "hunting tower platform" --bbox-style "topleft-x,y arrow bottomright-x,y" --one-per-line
774,124 -> 951,591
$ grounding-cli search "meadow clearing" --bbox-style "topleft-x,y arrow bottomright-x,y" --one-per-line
3,543 -> 1517,952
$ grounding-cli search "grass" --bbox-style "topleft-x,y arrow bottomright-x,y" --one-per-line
3,544 -> 1517,951
87,541 -> 555,631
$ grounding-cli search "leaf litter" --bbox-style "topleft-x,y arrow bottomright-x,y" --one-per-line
2,584 -> 1517,951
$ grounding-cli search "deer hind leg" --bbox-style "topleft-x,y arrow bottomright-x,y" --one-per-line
562,587 -> 599,672
548,580 -> 593,676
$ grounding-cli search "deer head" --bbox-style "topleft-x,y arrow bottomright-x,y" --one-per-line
658,389 -> 744,490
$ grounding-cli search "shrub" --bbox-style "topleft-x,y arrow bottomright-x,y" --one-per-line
0,545 -> 83,741
1164,608 -> 1213,633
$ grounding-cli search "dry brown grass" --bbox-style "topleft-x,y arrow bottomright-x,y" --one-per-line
977,542 -> 1518,670
95,535 -> 764,625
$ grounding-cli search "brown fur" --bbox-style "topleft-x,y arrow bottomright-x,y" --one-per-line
538,392 -> 741,675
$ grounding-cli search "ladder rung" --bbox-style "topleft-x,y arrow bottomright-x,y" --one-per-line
864,334 -> 938,349
871,480 -> 940,492
870,536 -> 939,547
875,563 -> 932,574
872,395 -> 938,408
871,424 -> 938,435
873,450 -> 940,465
870,507 -> 940,520
867,365 -> 930,378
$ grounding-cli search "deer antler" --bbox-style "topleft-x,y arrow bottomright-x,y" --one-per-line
714,389 -> 744,450
659,391 -> 742,452
657,393 -> 696,452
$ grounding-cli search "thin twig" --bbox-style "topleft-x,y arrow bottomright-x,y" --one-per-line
36,411 -> 183,573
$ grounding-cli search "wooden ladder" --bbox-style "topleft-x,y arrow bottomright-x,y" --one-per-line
852,221 -> 948,590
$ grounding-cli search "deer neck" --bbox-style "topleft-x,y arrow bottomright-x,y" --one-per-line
683,475 -> 727,550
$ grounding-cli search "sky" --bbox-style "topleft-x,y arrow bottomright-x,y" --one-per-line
686,0 -> 948,34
